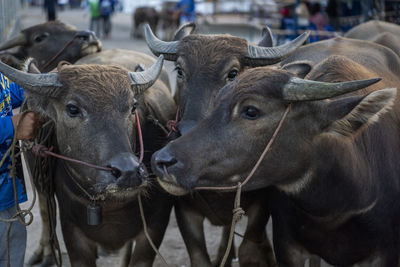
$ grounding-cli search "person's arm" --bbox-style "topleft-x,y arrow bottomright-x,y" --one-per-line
9,79 -> 25,109
0,116 -> 14,145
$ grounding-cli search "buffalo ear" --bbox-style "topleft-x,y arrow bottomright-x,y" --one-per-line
57,61 -> 72,72
173,22 -> 196,41
258,26 -> 274,47
322,88 -> 397,137
281,61 -> 312,78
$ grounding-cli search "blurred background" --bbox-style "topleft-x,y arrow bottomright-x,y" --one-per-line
2,0 -> 400,45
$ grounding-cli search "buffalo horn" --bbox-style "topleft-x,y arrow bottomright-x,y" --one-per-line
282,77 -> 382,101
144,24 -> 179,61
245,31 -> 310,66
0,60 -> 62,98
0,34 -> 27,51
129,55 -> 164,94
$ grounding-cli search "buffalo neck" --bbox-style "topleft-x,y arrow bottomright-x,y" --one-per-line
283,117 -> 400,223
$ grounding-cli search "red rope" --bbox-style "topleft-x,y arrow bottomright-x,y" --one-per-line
31,111 -> 145,171
32,144 -> 113,172
135,111 -> 144,163
166,107 -> 179,137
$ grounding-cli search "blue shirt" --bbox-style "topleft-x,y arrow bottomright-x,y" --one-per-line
0,72 -> 27,211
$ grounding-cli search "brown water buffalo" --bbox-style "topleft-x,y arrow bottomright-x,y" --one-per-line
144,23 -> 309,266
345,20 -> 400,57
0,56 -> 176,267
132,7 -> 159,39
0,20 -> 101,72
152,65 -> 400,266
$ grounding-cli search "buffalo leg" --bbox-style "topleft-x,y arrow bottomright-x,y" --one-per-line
239,203 -> 276,267
308,257 -> 321,267
175,201 -> 213,267
27,192 -> 56,267
213,226 -> 235,267
120,241 -> 133,267
129,211 -> 171,267
61,221 -> 97,267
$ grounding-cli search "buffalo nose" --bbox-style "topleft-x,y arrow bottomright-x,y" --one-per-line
76,30 -> 98,43
151,148 -> 178,178
107,152 -> 147,187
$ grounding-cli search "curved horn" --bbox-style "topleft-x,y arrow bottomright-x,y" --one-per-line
144,24 -> 179,61
129,55 -> 164,94
282,77 -> 382,101
0,60 -> 62,98
0,34 -> 27,51
245,31 -> 310,66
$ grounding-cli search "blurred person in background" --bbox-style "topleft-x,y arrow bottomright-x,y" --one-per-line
44,0 -> 57,20
99,0 -> 116,39
309,2 -> 329,31
58,0 -> 69,11
89,0 -> 101,38
175,0 -> 196,24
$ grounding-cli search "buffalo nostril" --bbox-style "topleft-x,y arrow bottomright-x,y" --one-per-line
110,167 -> 122,178
157,158 -> 177,173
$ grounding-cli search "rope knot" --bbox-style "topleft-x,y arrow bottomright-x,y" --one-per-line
166,119 -> 179,136
32,144 -> 53,158
232,207 -> 245,221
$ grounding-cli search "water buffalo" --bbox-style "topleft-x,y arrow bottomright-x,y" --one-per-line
0,20 -> 101,72
0,21 -> 172,91
144,23 -> 309,266
152,66 -> 400,266
345,20 -> 400,57
132,7 -> 159,39
0,56 -> 176,267
278,36 -> 400,91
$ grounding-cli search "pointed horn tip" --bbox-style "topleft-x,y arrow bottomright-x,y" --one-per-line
352,77 -> 382,87
296,31 -> 310,43
369,77 -> 382,83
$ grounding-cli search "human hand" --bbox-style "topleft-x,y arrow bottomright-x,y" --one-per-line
11,112 -> 43,141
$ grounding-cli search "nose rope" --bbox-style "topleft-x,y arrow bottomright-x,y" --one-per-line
166,106 -> 180,137
135,111 -> 144,163
41,33 -> 80,72
136,110 -> 170,266
32,144 -> 114,172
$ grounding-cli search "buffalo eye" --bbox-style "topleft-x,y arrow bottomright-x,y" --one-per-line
66,104 -> 81,117
34,33 -> 49,43
241,106 -> 260,120
227,69 -> 239,81
175,66 -> 184,79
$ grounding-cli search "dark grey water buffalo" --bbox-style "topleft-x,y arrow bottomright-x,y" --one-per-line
132,7 -> 159,39
0,57 -> 176,267
345,20 -> 400,57
152,65 -> 400,266
145,23 -> 309,266
0,20 -> 101,72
